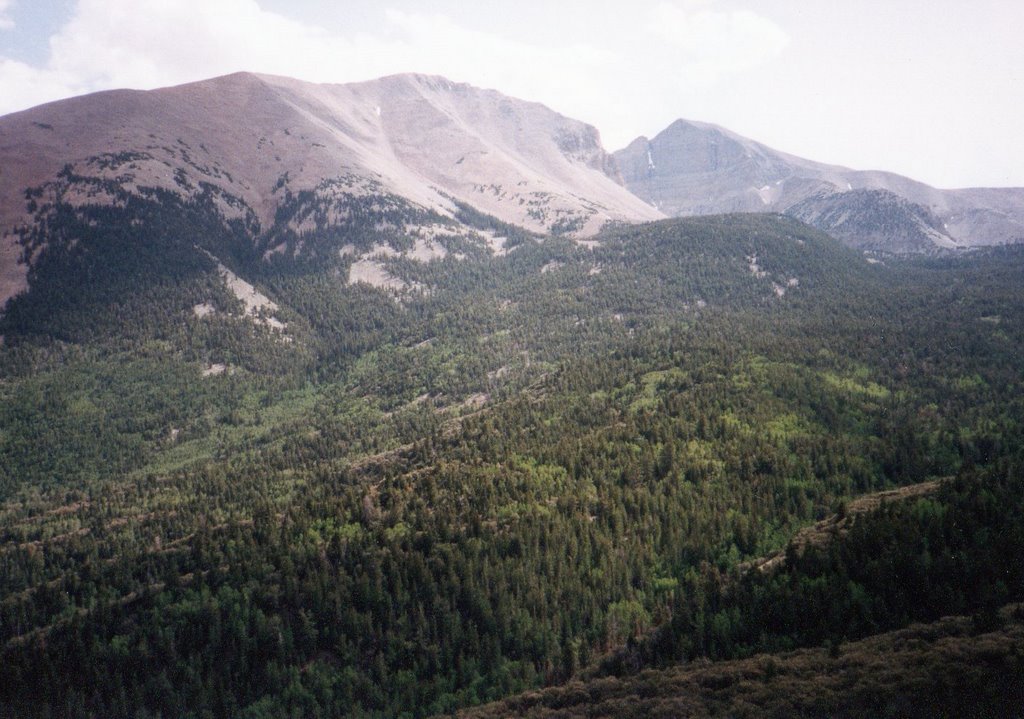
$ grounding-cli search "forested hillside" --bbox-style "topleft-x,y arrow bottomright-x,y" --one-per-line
1,179 -> 1023,717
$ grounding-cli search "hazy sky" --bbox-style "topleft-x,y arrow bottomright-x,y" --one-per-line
1,0 -> 1022,189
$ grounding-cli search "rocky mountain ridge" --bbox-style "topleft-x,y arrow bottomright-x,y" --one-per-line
614,118 -> 1024,253
0,71 -> 661,309
3,72 -> 1024,312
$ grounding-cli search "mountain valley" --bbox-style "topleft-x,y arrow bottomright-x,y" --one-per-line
0,74 -> 1023,718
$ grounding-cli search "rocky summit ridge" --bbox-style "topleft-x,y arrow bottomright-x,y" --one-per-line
0,71 -> 660,308
614,118 -> 1024,254
2,72 -> 1024,310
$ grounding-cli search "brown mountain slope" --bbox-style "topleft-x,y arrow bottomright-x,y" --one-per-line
0,72 -> 662,307
454,605 -> 1024,719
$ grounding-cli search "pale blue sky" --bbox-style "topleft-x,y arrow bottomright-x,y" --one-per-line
2,1 -> 1022,189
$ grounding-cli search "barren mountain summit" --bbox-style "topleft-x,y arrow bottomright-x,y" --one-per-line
0,72 -> 661,308
615,118 -> 1024,253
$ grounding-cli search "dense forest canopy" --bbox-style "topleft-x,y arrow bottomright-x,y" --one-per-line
1,176 -> 1023,717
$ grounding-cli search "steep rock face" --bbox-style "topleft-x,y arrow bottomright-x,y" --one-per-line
615,119 -> 1024,253
0,72 -> 662,309
615,120 -> 857,217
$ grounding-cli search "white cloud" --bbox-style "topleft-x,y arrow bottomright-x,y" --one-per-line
0,0 -> 788,152
0,0 -> 619,128
44,0 -> 333,89
647,1 -> 789,87
378,9 -> 615,115
0,0 -> 1019,188
0,0 -> 357,114
0,0 -> 14,29
0,57 -> 80,110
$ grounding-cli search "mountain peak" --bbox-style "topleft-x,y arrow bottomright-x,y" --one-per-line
0,72 -> 661,308
615,118 -> 1024,251
665,117 -> 722,133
